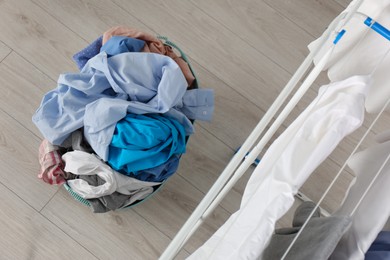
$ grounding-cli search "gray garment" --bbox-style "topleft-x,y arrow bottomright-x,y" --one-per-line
79,175 -> 156,213
292,201 -> 321,227
262,202 -> 351,260
60,129 -> 94,153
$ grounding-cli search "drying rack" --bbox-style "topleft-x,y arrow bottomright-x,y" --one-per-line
160,0 -> 390,258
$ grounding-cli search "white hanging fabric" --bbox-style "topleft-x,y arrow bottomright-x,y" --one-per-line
308,0 -> 390,114
329,132 -> 390,260
188,75 -> 369,260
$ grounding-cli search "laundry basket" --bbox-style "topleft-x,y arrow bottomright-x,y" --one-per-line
63,36 -> 199,210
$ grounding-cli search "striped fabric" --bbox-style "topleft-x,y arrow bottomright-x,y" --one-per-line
38,139 -> 66,185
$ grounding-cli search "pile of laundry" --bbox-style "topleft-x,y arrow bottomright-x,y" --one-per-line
32,26 -> 214,213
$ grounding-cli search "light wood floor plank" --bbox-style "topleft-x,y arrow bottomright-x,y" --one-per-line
334,0 -> 351,8
0,52 -> 55,138
31,0 -> 151,42
0,180 -> 97,259
0,40 -> 11,61
0,108 -> 58,211
41,189 -> 190,260
190,0 -> 314,74
263,0 -> 344,38
190,59 -> 265,149
0,0 -> 85,79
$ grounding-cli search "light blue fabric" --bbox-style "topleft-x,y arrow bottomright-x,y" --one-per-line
175,89 -> 214,121
33,68 -> 117,145
34,35 -> 214,161
72,35 -> 145,70
33,51 -> 197,145
100,36 -> 145,57
108,113 -> 186,173
73,36 -> 102,70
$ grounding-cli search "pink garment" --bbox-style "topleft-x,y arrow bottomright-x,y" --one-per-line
103,26 -> 195,88
38,139 -> 67,185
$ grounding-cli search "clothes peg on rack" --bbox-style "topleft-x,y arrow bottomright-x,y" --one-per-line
234,146 -> 261,166
364,17 -> 390,41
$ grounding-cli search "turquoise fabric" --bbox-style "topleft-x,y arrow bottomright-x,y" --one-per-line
108,113 -> 186,173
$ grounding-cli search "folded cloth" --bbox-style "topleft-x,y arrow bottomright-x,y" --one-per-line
63,151 -> 160,199
103,26 -> 196,87
108,113 -> 186,174
38,139 -> 68,185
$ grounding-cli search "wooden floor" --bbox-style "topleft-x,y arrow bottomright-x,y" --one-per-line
0,0 -> 389,259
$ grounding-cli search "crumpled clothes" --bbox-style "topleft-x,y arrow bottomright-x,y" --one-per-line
38,139 -> 68,185
103,26 -> 196,88
100,36 -> 145,57
64,150 -> 161,199
60,129 -> 94,153
80,174 -> 159,213
108,113 -> 186,174
73,36 -> 103,70
38,130 -> 94,185
32,51 -> 195,148
129,154 -> 181,182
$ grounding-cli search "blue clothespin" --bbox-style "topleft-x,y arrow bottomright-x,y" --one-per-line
364,17 -> 390,41
235,146 -> 261,166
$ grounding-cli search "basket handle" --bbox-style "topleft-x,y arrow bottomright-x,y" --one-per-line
157,35 -> 198,87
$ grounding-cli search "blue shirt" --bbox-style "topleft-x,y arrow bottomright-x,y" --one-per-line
108,113 -> 186,173
73,36 -> 102,70
100,36 -> 145,57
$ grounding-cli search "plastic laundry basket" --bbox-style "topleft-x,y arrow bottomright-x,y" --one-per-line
64,36 -> 198,210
